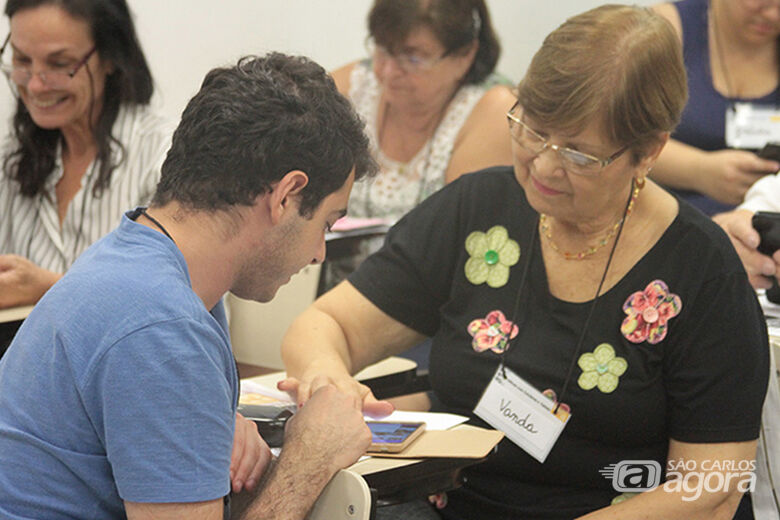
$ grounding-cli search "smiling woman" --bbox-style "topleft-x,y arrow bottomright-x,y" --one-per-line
0,0 -> 174,319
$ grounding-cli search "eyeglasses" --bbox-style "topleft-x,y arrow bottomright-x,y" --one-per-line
0,33 -> 96,91
367,38 -> 449,74
506,104 -> 627,176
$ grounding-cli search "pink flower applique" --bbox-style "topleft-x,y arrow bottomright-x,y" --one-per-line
467,310 -> 519,354
621,280 -> 682,344
542,389 -> 571,421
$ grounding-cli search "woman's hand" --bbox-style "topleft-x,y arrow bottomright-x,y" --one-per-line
230,412 -> 273,494
0,254 -> 61,308
713,208 -> 779,289
698,150 -> 779,206
278,374 -> 394,418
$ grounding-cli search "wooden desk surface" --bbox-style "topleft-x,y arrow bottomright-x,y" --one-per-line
0,305 -> 33,324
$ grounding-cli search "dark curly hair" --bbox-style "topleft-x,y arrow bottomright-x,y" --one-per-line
152,53 -> 377,218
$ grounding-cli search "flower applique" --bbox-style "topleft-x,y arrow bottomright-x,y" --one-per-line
542,389 -> 571,421
464,225 -> 520,288
577,343 -> 627,394
621,280 -> 682,344
611,492 -> 639,505
467,310 -> 519,354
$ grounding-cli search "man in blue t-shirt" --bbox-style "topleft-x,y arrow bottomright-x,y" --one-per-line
0,53 -> 389,520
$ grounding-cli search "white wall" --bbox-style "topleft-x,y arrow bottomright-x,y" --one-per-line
0,0 -> 656,127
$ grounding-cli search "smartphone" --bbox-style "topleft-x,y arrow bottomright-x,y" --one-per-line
752,211 -> 780,303
753,211 -> 780,256
758,143 -> 780,163
366,421 -> 425,453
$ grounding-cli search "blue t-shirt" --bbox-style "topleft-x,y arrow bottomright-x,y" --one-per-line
671,0 -> 779,215
0,212 -> 238,519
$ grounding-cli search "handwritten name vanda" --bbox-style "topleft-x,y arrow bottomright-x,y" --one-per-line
499,398 -> 539,434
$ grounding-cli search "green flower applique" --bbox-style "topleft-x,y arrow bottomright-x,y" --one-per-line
464,225 -> 520,288
577,343 -> 627,394
611,492 -> 639,505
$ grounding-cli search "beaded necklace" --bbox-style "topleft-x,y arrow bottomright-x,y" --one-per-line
539,177 -> 643,261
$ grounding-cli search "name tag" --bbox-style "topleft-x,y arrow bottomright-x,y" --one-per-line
474,366 -> 570,463
725,103 -> 780,149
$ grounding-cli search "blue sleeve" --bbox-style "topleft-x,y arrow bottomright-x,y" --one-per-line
83,317 -> 235,503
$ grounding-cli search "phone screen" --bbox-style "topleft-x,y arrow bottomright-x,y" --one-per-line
366,421 -> 425,452
368,422 -> 422,443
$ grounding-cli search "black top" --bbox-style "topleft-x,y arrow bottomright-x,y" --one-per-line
349,167 -> 769,519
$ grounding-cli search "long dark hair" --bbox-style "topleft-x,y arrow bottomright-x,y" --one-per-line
368,0 -> 500,85
2,0 -> 153,197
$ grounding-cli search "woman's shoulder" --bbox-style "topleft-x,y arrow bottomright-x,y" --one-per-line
651,2 -> 682,38
445,166 -> 521,201
332,60 -> 373,97
114,105 -> 175,147
331,61 -> 358,95
667,197 -> 747,275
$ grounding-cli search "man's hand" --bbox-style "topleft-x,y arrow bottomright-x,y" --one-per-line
0,254 -> 61,308
699,151 -> 779,206
713,209 -> 779,288
278,374 -> 394,418
282,384 -> 372,474
230,413 -> 272,493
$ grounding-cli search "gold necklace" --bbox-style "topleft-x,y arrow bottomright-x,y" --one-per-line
539,178 -> 643,261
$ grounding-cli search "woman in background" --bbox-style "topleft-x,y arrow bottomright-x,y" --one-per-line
651,0 -> 780,215
333,0 -> 514,224
0,0 -> 173,313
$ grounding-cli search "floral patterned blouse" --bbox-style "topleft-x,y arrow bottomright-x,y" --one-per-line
349,167 -> 768,519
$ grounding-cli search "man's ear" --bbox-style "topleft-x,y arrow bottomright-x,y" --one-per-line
269,170 -> 309,224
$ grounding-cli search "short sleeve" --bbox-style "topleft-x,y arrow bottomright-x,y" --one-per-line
665,272 -> 769,442
84,317 -> 235,503
348,179 -> 467,336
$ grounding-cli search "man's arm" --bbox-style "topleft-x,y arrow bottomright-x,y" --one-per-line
233,384 -> 371,520
124,499 -> 224,520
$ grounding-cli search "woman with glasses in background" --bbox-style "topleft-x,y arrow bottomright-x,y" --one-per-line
0,0 -> 173,318
650,0 -> 780,215
324,0 -> 514,292
281,5 -> 768,519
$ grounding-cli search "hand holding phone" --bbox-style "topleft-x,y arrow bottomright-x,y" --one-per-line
366,421 -> 425,453
752,211 -> 780,303
758,143 -> 780,164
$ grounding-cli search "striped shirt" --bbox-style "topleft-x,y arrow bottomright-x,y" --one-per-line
0,105 -> 175,273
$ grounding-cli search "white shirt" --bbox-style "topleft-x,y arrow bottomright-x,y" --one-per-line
347,60 -> 502,223
0,105 -> 174,273
741,174 -> 780,213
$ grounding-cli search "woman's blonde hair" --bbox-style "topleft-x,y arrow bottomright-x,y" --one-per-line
516,4 -> 687,164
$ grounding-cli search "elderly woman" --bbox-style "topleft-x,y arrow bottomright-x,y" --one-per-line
324,0 -> 514,292
0,0 -> 173,311
650,0 -> 780,215
333,0 -> 514,222
282,5 -> 769,520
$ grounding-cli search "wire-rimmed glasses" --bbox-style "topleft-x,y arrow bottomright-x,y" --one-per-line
0,33 -> 96,93
506,103 -> 627,176
366,38 -> 449,75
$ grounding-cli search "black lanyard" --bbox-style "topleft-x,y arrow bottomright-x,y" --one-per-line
129,207 -> 176,244
498,181 -> 634,412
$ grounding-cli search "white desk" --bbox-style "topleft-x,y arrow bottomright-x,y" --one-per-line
0,305 -> 33,324
244,356 -> 418,391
